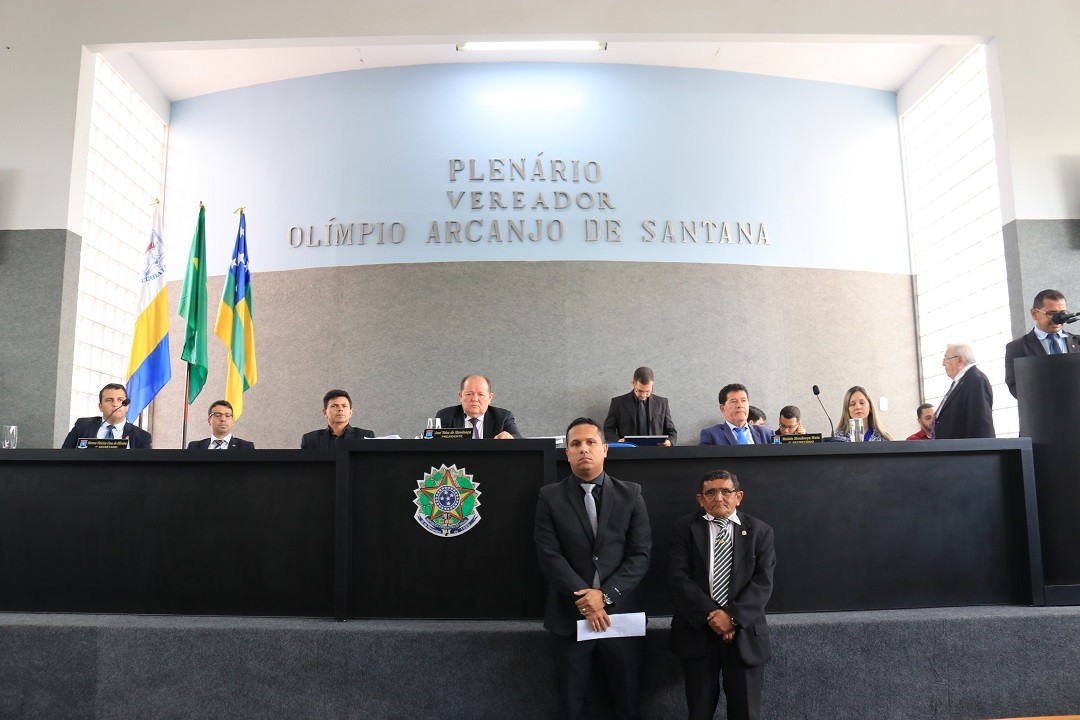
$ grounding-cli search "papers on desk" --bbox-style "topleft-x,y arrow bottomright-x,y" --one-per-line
576,612 -> 647,641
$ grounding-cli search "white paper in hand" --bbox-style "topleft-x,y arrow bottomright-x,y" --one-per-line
576,612 -> 647,641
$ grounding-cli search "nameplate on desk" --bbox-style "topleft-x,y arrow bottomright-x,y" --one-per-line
778,433 -> 822,444
76,438 -> 129,449
427,428 -> 474,440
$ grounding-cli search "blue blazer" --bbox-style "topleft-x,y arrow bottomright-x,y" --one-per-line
699,422 -> 774,446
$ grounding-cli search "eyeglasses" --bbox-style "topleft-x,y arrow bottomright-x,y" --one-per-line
209,412 -> 233,419
700,488 -> 739,498
1034,309 -> 1060,318
942,355 -> 960,364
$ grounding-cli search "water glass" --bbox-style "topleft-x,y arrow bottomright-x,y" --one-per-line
2,425 -> 16,449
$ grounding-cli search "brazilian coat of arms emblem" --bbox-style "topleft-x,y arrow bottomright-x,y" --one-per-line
413,464 -> 482,537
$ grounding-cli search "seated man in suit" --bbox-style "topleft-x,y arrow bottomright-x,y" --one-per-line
934,343 -> 995,439
669,469 -> 775,720
604,366 -> 677,446
300,389 -> 374,449
435,374 -> 522,439
187,400 -> 255,450
1004,288 -> 1080,398
61,383 -> 152,449
700,384 -> 774,445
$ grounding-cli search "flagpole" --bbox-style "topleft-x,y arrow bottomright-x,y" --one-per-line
182,371 -> 190,448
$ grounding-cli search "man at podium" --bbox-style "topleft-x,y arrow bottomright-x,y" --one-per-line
1005,289 -> 1080,398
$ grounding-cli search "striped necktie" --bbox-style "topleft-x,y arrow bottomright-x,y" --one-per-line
710,517 -> 733,605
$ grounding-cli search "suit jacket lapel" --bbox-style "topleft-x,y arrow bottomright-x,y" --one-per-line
938,373 -> 966,416
1026,330 -> 1047,357
691,515 -> 710,566
720,424 -> 736,445
564,479 -> 595,542
484,412 -> 495,439
595,480 -> 615,550
732,517 -> 751,578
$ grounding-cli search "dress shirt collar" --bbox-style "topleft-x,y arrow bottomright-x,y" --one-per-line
701,510 -> 742,526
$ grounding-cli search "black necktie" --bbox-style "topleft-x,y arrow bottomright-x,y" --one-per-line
636,400 -> 647,434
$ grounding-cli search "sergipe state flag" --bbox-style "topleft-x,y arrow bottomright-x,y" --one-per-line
214,210 -> 257,418
125,203 -> 172,418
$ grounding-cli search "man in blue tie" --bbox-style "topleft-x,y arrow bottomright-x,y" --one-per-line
1005,289 -> 1080,398
61,383 -> 152,449
699,384 -> 775,445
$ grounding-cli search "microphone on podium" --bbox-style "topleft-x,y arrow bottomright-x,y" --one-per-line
1051,310 -> 1080,325
813,385 -> 835,435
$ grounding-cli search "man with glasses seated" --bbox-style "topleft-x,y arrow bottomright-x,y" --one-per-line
1005,288 -> 1080,398
187,399 -> 254,450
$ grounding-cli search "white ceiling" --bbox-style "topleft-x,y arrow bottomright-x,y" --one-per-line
106,36 -> 980,103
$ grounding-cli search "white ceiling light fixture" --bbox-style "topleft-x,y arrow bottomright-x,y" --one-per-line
456,41 -> 607,53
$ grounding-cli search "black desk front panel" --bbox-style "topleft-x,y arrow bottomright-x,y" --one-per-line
0,451 -> 336,617
346,439 -> 556,619
567,440 -> 1041,613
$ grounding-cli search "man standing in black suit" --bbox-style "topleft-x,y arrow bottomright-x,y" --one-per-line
534,418 -> 651,720
434,374 -> 522,439
187,400 -> 255,450
934,343 -> 996,439
61,383 -> 152,449
300,389 -> 374,449
1005,288 -> 1080,398
669,469 -> 775,720
603,366 -> 677,445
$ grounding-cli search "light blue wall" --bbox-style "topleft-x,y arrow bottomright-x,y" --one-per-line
163,63 -> 909,279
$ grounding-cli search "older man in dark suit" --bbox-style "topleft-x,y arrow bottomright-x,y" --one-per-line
603,366 -> 677,445
434,374 -> 522,439
669,469 -> 775,720
934,343 -> 996,439
534,417 -> 651,720
1004,288 -> 1080,398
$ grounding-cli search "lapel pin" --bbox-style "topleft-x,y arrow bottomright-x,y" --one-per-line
741,530 -> 747,536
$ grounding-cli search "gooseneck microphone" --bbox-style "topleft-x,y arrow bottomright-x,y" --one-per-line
1051,310 -> 1080,325
813,385 -> 836,435
101,399 -> 131,435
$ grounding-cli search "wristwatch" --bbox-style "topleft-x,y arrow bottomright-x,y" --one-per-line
602,593 -> 613,606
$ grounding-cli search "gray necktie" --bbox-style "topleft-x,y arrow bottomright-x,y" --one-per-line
710,517 -> 733,605
582,483 -> 600,588
637,400 -> 647,434
470,417 -> 480,439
